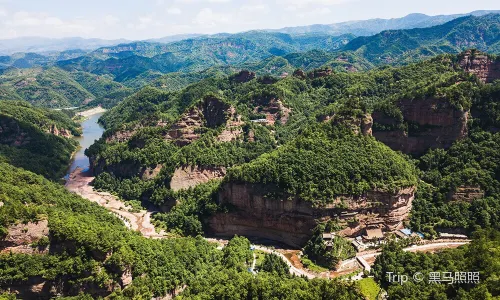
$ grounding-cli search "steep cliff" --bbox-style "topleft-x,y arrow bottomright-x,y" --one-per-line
170,165 -> 226,191
459,50 -> 500,83
208,122 -> 417,247
165,96 -> 235,146
372,97 -> 469,154
208,183 -> 415,247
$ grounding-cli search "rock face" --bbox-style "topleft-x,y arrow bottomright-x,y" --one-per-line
1,117 -> 72,147
293,69 -> 307,79
165,108 -> 204,146
448,185 -> 485,202
372,97 -> 468,155
105,127 -> 139,143
0,220 -> 49,254
217,106 -> 244,142
208,183 -> 415,247
459,50 -> 500,83
48,124 -> 73,138
252,96 -> 291,126
166,96 -> 233,146
232,70 -> 256,83
0,117 -> 32,147
170,165 -> 226,191
308,68 -> 332,79
141,164 -> 163,180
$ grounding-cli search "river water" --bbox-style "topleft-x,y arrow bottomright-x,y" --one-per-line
66,112 -> 105,176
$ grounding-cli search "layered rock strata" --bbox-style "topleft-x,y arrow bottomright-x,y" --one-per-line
372,97 -> 468,154
208,183 -> 415,247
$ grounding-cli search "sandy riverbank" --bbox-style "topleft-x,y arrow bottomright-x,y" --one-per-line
77,106 -> 106,118
65,167 -> 167,238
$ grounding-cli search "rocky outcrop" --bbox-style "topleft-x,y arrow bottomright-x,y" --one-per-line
166,96 -> 233,146
0,117 -> 32,147
232,70 -> 256,83
252,96 -> 291,126
48,124 -> 72,138
165,108 -> 204,146
372,97 -> 468,154
208,183 -> 415,247
293,69 -> 307,79
217,106 -> 244,142
448,185 -> 485,202
105,127 -> 139,143
459,50 -> 500,83
0,220 -> 49,254
141,164 -> 163,180
329,113 -> 373,136
308,68 -> 332,79
170,165 -> 226,191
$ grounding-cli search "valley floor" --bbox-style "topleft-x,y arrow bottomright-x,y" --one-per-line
65,167 -> 166,238
76,106 -> 107,119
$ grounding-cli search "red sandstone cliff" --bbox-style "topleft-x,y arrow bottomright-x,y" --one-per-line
372,97 -> 468,154
208,183 -> 415,247
459,50 -> 500,83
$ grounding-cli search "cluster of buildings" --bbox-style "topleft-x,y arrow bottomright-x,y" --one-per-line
323,228 -> 426,252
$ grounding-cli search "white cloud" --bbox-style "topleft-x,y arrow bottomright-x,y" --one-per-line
297,7 -> 332,18
0,7 -> 7,17
104,14 -> 119,25
166,7 -> 182,15
44,17 -> 64,26
1,11 -> 96,38
240,4 -> 269,13
193,8 -> 230,27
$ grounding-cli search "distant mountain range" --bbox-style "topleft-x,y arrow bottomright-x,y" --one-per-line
0,37 -> 130,55
1,10 -> 498,56
270,10 -> 500,35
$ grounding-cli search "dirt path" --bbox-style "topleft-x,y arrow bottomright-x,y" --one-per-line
65,168 -> 167,238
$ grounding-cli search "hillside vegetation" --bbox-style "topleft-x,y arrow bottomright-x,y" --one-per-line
0,67 -> 132,108
83,52 -> 485,237
0,101 -> 79,179
0,162 -> 364,299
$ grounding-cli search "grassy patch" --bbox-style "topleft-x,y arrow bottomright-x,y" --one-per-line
254,250 -> 267,268
358,277 -> 380,300
301,256 -> 329,273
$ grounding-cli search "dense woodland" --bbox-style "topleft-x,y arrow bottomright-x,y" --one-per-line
86,52 -> 481,235
0,101 -> 79,179
0,163 -> 364,299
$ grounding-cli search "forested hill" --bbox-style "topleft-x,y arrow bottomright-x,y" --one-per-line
0,67 -> 133,108
0,101 -> 79,179
343,14 -> 500,66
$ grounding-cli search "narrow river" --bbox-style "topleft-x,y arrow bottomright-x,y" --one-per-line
66,112 -> 105,176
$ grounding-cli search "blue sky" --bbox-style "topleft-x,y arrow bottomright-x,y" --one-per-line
0,0 -> 498,40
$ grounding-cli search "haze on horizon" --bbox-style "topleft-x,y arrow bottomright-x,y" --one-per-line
0,0 -> 499,40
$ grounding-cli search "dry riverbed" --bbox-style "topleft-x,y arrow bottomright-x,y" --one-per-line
65,167 -> 167,239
